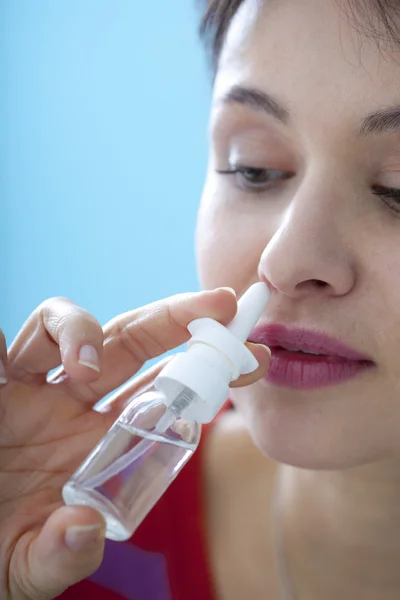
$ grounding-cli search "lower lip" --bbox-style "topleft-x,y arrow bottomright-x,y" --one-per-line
265,347 -> 372,390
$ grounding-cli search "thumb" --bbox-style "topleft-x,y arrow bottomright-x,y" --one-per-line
20,506 -> 105,599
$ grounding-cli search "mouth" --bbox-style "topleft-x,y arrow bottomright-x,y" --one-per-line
249,324 -> 374,390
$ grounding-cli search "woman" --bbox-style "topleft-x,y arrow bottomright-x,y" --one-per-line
3,0 -> 400,598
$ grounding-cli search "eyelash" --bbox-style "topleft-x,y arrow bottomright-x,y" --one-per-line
216,166 -> 293,192
216,166 -> 400,213
372,185 -> 400,213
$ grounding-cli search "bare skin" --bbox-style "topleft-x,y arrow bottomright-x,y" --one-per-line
0,291 -> 269,599
204,411 -> 281,600
204,413 -> 400,600
196,0 -> 400,598
6,1 -> 400,599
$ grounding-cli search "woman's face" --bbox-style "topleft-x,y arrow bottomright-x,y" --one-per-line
196,0 -> 400,469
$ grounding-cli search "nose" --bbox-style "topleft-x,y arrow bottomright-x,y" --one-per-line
258,178 -> 356,299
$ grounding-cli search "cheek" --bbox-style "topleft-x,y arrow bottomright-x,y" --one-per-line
196,183 -> 267,290
373,273 -> 400,377
357,239 -> 400,376
196,205 -> 243,288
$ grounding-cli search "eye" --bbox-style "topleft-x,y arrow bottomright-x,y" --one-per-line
372,185 -> 400,214
216,165 -> 294,192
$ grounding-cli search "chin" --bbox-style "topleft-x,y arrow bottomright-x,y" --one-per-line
230,381 -> 392,471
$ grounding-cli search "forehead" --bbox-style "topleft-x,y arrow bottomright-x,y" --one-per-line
213,0 -> 400,127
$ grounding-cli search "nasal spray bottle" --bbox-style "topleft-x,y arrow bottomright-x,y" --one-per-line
63,283 -> 269,541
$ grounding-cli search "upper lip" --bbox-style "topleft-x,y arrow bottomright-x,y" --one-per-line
249,323 -> 373,362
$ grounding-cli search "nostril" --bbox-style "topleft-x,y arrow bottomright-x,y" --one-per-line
311,279 -> 327,288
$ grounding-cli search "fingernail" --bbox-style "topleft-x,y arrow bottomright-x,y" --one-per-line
65,523 -> 104,551
0,359 -> 7,384
218,287 -> 236,297
78,345 -> 100,372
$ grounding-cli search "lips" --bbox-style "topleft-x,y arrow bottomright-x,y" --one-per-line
249,324 -> 374,390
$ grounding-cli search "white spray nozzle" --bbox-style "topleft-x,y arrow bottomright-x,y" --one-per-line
154,281 -> 270,424
227,282 -> 270,341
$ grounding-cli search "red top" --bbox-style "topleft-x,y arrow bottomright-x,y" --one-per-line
57,424 -> 217,600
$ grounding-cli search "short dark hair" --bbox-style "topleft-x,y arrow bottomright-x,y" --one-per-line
200,0 -> 400,71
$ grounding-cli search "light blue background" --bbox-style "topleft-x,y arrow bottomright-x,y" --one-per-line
2,1 -> 211,351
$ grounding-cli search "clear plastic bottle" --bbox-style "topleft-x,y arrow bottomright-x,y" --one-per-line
63,282 -> 270,541
63,387 -> 200,541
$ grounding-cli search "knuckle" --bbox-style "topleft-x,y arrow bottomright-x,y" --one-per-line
37,298 -> 102,339
120,320 -> 165,364
37,296 -> 73,313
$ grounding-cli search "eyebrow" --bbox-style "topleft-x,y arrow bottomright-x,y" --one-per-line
220,85 -> 290,124
221,85 -> 400,138
360,106 -> 400,136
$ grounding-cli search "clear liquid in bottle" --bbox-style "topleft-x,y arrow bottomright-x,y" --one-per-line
63,389 -> 201,540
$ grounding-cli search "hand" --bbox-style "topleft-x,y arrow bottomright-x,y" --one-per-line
0,289 -> 270,600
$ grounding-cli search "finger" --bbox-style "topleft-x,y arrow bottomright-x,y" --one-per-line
16,506 -> 105,599
64,287 -> 237,403
8,297 -> 104,384
230,342 -> 271,388
0,328 -> 7,384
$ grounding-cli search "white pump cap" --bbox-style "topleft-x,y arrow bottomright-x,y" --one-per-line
154,282 -> 270,423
